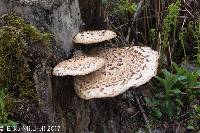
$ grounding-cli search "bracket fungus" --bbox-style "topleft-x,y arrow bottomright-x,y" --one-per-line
74,46 -> 159,99
72,30 -> 117,44
52,50 -> 105,76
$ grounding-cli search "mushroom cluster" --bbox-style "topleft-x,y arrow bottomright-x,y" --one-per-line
53,30 -> 159,100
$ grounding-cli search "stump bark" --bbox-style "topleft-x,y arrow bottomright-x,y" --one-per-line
0,0 -> 138,132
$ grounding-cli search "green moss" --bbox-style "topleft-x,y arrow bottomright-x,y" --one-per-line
114,0 -> 137,14
161,0 -> 180,48
0,90 -> 17,126
0,13 -> 51,99
178,27 -> 187,58
189,17 -> 200,66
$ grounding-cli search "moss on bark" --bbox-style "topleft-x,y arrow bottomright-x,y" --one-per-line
0,13 -> 51,99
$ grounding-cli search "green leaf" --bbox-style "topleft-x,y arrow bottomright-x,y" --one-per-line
162,100 -> 175,118
155,76 -> 166,85
144,97 -> 151,105
177,75 -> 187,81
175,99 -> 183,106
154,110 -> 162,118
6,120 -> 17,127
187,126 -> 195,130
162,69 -> 172,77
193,105 -> 200,113
191,82 -> 200,88
196,69 -> 200,75
168,89 -> 181,94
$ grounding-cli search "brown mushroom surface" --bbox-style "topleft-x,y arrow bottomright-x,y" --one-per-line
74,46 -> 159,99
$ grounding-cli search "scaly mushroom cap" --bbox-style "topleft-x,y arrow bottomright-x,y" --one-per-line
74,46 -> 159,99
52,50 -> 105,76
72,30 -> 117,44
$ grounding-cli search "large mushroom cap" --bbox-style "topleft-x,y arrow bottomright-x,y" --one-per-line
72,30 -> 117,44
74,46 -> 159,99
52,50 -> 105,76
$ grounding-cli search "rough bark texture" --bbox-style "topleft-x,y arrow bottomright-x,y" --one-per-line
0,0 -> 81,53
0,0 -> 81,132
0,0 -> 142,133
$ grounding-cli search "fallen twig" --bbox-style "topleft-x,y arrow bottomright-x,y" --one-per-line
129,89 -> 152,133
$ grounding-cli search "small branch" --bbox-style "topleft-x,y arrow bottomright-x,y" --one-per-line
181,17 -> 187,30
133,0 -> 144,22
135,93 -> 152,133
115,23 -> 128,30
129,89 -> 152,133
175,124 -> 180,133
126,26 -> 132,42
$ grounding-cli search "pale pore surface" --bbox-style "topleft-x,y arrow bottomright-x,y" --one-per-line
74,46 -> 159,99
72,30 -> 117,44
52,51 -> 105,76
